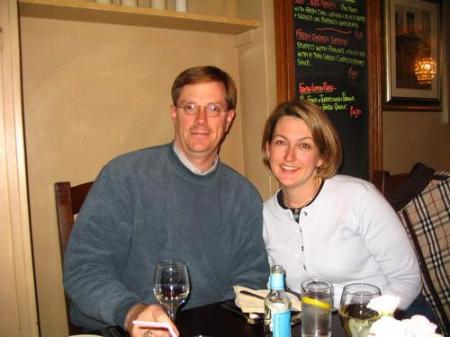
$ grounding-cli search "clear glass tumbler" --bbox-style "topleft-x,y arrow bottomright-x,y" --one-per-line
301,279 -> 333,337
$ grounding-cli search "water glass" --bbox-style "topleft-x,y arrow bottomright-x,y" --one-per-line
339,283 -> 381,337
301,279 -> 333,337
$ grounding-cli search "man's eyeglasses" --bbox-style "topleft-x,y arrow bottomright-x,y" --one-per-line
176,102 -> 227,117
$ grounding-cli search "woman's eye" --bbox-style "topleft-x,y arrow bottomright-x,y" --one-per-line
273,139 -> 286,146
299,143 -> 312,150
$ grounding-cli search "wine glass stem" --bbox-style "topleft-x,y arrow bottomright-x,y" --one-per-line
168,309 -> 177,321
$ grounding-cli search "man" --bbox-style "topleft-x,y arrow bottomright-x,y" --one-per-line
64,66 -> 269,337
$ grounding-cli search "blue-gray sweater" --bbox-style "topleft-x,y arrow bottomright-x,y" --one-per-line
63,143 -> 269,330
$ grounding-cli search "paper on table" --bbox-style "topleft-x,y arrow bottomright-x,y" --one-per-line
233,285 -> 301,313
133,320 -> 177,337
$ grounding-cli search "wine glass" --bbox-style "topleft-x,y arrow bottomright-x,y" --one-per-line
339,283 -> 381,337
153,260 -> 190,321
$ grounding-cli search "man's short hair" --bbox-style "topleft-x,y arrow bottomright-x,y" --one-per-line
171,66 -> 237,110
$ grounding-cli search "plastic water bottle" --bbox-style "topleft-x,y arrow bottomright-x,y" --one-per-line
264,265 -> 292,337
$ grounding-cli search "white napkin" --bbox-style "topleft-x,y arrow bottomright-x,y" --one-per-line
368,294 -> 401,316
233,285 -> 301,313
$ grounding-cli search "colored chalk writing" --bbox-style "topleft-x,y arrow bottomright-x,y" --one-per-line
293,0 -> 368,178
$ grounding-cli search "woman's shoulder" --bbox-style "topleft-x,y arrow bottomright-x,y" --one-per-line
326,174 -> 373,189
263,191 -> 280,208
324,175 -> 379,198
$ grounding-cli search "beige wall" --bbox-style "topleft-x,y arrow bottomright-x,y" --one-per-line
383,111 -> 450,173
20,1 -> 276,336
237,0 -> 278,198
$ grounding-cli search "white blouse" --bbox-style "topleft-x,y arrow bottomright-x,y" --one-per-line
263,175 -> 421,309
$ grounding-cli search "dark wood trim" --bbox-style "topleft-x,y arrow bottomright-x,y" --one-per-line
367,0 -> 383,178
274,0 -> 295,103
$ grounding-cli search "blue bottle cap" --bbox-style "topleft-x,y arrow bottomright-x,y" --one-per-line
270,272 -> 284,291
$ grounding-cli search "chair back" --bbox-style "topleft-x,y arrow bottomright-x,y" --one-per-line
372,170 -> 409,199
54,181 -> 93,335
373,164 -> 450,335
54,181 -> 93,254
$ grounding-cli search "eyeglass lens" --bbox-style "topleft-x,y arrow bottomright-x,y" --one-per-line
178,102 -> 226,116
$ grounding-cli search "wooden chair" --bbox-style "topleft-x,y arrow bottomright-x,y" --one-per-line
54,181 -> 93,335
372,170 -> 409,199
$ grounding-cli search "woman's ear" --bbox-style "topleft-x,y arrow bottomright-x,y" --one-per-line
316,157 -> 324,173
265,141 -> 271,160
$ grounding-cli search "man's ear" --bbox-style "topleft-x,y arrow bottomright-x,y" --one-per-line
170,105 -> 178,122
225,110 -> 236,132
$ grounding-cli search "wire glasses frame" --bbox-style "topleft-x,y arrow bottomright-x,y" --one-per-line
176,102 -> 228,117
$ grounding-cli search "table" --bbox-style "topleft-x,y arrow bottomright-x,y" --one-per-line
176,301 -> 346,337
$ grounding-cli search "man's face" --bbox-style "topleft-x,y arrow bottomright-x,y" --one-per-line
170,81 -> 235,168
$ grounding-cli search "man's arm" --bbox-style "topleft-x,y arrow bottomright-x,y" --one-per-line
64,163 -> 142,329
226,187 -> 270,298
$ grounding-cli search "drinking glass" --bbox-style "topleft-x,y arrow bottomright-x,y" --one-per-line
339,283 -> 381,337
153,260 -> 190,321
301,279 -> 333,337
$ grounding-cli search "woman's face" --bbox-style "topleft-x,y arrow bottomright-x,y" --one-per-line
265,116 -> 323,191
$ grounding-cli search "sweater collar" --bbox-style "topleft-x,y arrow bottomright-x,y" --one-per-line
172,142 -> 219,176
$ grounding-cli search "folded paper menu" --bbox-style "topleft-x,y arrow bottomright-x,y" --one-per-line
233,285 -> 302,313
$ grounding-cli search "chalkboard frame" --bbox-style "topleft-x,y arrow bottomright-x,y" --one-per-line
274,0 -> 383,181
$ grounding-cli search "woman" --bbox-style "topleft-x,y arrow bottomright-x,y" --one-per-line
262,99 -> 422,312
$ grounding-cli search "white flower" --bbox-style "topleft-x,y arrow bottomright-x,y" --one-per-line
369,314 -> 441,337
370,316 -> 407,337
403,315 -> 438,337
367,295 -> 400,316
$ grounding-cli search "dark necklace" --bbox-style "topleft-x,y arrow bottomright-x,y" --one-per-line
284,177 -> 322,222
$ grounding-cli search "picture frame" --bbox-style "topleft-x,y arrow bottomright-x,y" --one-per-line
383,0 -> 442,111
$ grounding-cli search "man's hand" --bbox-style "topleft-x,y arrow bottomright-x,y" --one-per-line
125,303 -> 179,337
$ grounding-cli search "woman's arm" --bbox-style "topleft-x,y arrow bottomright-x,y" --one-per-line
358,184 -> 422,309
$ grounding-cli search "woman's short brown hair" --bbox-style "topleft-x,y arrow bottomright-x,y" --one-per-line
261,99 -> 342,178
171,66 -> 237,110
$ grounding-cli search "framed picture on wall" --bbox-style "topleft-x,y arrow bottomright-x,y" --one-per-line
383,0 -> 442,111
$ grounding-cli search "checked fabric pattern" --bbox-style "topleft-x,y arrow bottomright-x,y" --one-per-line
398,170 -> 450,336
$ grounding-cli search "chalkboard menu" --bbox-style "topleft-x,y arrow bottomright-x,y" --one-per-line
293,0 -> 368,179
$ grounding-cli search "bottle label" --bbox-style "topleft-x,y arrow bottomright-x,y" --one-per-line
272,310 -> 291,337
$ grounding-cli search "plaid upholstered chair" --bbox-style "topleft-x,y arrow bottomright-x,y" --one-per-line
374,162 -> 450,336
